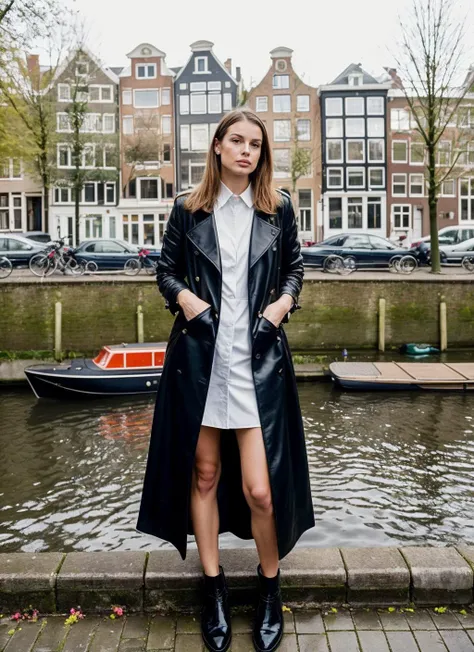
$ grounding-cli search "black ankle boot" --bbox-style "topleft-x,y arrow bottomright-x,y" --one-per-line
200,566 -> 232,652
252,564 -> 283,651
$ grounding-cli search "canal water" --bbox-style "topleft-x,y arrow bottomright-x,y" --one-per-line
1,381 -> 474,552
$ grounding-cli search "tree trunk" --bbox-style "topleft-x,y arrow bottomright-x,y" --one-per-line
43,182 -> 49,234
427,146 -> 441,273
74,189 -> 80,246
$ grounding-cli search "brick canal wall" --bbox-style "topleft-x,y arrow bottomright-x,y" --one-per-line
1,277 -> 474,354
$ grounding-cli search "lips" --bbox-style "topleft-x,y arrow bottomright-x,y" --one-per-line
236,160 -> 251,166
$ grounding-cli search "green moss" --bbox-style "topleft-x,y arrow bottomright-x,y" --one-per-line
458,306 -> 474,321
310,306 -> 363,323
389,303 -> 426,322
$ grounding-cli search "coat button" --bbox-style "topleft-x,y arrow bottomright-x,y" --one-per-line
270,288 -> 275,294
255,353 -> 261,359
182,328 -> 187,334
195,276 -> 200,281
272,245 -> 277,251
277,336 -> 281,342
177,368 -> 182,374
278,368 -> 283,374
194,250 -> 199,256
257,312 -> 263,318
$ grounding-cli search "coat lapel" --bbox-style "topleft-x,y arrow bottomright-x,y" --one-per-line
249,210 -> 281,269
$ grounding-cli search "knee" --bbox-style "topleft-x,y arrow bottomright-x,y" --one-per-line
193,461 -> 220,498
246,485 -> 273,513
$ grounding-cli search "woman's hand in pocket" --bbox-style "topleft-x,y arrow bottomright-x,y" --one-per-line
262,294 -> 294,327
177,289 -> 211,322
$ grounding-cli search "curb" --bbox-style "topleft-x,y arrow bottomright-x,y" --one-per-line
1,546 -> 473,614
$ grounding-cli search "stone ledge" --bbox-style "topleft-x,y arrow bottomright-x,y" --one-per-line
0,546 -> 473,614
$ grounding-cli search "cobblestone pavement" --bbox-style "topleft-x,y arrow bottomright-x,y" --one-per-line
2,606 -> 474,651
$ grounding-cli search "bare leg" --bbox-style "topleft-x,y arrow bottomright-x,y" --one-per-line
235,427 -> 279,577
191,425 -> 222,576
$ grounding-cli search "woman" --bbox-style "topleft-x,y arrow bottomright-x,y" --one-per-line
137,108 -> 314,652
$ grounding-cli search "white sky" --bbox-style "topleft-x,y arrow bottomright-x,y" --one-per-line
62,0 -> 473,88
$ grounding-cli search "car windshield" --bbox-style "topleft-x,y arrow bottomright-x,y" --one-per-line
369,235 -> 397,250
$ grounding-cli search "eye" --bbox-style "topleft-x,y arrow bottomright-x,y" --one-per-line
231,138 -> 240,144
251,142 -> 261,148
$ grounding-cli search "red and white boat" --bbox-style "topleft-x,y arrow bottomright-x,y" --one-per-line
24,342 -> 167,399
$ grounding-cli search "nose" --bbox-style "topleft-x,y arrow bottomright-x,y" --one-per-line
242,141 -> 250,155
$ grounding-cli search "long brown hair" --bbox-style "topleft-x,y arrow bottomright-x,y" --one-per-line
184,108 -> 282,215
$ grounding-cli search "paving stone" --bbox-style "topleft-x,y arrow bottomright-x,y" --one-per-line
351,609 -> 382,630
229,633 -> 254,651
3,622 -> 43,652
404,608 -> 437,630
439,630 -> 474,651
146,616 -> 175,650
295,610 -> 324,634
89,618 -> 124,651
176,616 -> 200,635
279,548 -> 347,603
323,609 -> 355,630
283,611 -> 295,633
174,634 -> 204,652
122,615 -> 149,639
357,630 -> 390,651
378,610 -> 410,630
0,553 -> 64,613
326,630 -> 360,651
413,629 -> 450,651
385,630 -> 420,652
275,634 -> 298,651
230,614 -> 252,634
32,616 -> 68,651
456,611 -> 474,629
118,640 -> 146,652
61,618 -> 99,652
297,633 -> 330,651
432,611 -> 465,629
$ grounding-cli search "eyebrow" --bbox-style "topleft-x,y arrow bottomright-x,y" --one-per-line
229,132 -> 262,143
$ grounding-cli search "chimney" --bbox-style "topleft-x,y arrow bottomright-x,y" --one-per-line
384,67 -> 404,90
224,58 -> 232,74
27,54 -> 40,89
235,66 -> 241,82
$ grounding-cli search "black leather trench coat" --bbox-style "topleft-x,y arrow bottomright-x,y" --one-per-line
137,189 -> 315,560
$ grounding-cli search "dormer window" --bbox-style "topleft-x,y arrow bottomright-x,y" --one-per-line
136,63 -> 156,79
348,73 -> 363,86
194,56 -> 208,74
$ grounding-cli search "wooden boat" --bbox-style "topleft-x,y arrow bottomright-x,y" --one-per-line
24,342 -> 166,399
329,361 -> 474,391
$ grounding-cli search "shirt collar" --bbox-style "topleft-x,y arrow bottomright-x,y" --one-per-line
216,181 -> 254,210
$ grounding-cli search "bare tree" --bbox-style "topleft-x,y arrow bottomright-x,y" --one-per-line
122,113 -> 165,196
394,0 -> 472,272
0,0 -> 63,53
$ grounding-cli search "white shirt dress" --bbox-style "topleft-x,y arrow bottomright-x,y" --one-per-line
201,181 -> 261,430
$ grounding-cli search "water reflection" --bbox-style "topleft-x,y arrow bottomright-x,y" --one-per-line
0,383 -> 473,552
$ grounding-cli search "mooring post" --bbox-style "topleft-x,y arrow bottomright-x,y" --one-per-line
378,298 -> 386,352
54,301 -> 62,360
440,297 -> 447,351
137,304 -> 144,343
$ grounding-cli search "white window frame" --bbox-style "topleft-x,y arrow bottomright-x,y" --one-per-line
103,144 -> 116,169
194,56 -> 209,74
161,88 -> 171,105
273,95 -> 291,113
273,120 -> 291,142
136,63 -> 156,79
325,97 -> 343,116
133,89 -> 160,109
345,117 -> 365,137
179,94 -> 190,115
161,115 -> 171,135
138,177 -> 160,201
346,139 -> 365,163
346,167 -> 366,189
297,95 -> 310,112
441,179 -> 456,197
83,181 -> 97,204
297,119 -> 311,141
345,97 -> 364,116
459,178 -> 474,221
256,96 -> 268,112
327,167 -> 343,189
190,93 -> 207,115
367,97 -> 385,115
57,144 -> 72,168
326,118 -> 343,138
75,61 -> 89,79
88,84 -> 114,102
104,182 -> 115,205
391,108 -> 411,131
57,83 -> 70,102
368,167 -> 385,188
392,140 -> 408,163
122,89 -> 132,105
392,204 -> 411,230
0,158 -> 22,180
102,114 -> 115,134
180,124 -> 190,151
82,143 -> 96,169
367,117 -> 385,138
223,93 -> 232,111
410,142 -> 425,165
208,81 -> 221,91
437,140 -> 451,166
326,139 -> 343,163
392,173 -> 408,196
273,149 -> 290,179
409,173 -> 425,197
368,139 -> 385,163
191,124 -> 209,151
273,74 -> 289,89
122,116 -> 133,135
56,112 -> 71,133
208,93 -> 222,114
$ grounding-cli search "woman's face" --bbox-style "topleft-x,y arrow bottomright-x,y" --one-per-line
214,119 -> 263,178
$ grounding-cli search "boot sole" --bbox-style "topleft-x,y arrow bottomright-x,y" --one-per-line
251,626 -> 283,652
201,631 -> 232,652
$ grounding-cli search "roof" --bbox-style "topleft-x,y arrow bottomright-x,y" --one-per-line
108,342 -> 167,350
109,66 -> 124,76
330,63 -> 379,85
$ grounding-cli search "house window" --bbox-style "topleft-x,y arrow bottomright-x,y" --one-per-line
165,183 -> 173,198
347,168 -> 365,189
80,113 -> 102,133
460,178 -> 474,221
140,178 -> 159,200
297,119 -> 311,141
75,61 -> 88,78
103,114 -> 115,133
134,89 -> 159,108
273,75 -> 289,89
345,118 -> 365,137
256,96 -> 268,112
392,173 -> 407,196
195,56 -> 208,73
82,144 -> 95,168
273,149 -> 290,178
410,142 -> 425,164
274,120 -> 291,142
57,144 -> 71,167
190,93 -> 207,114
392,140 -> 408,162
347,197 -> 363,228
326,118 -> 343,137
460,144 -> 474,166
273,95 -> 291,113
0,159 -> 22,179
161,115 -> 171,135
368,168 -> 385,188
348,73 -> 363,86
298,189 -> 312,232
84,182 -> 96,203
391,108 -> 410,130
57,84 -> 70,102
161,88 -> 171,105
136,63 -> 156,79
105,182 -> 115,204
368,139 -> 384,162
179,83 -> 187,90
325,97 -> 343,116
329,197 -> 342,229
208,81 -> 221,91
103,145 -> 115,168
345,97 -> 364,115
89,85 -> 113,102
367,118 -> 384,137
191,124 -> 209,151
410,173 -> 424,196
56,113 -> 71,132
123,116 -> 133,135
437,141 -> 451,166
367,97 -> 384,115
0,193 -> 8,228
368,197 -> 382,228
208,93 -> 222,113
297,95 -> 310,112
326,139 -> 343,163
163,143 -> 171,162
346,140 -> 364,162
327,168 -> 343,188
441,179 -> 455,196
393,205 -> 411,228
223,93 -> 232,111
12,194 -> 22,228
179,95 -> 190,115
180,124 -> 190,150
122,89 -> 132,105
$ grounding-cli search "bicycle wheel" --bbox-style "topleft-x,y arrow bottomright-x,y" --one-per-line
399,255 -> 418,274
29,253 -> 57,277
340,255 -> 356,275
66,258 -> 83,275
389,256 -> 402,273
323,255 -> 344,273
124,258 -> 141,275
85,261 -> 98,274
462,256 -> 474,272
0,257 -> 12,279
144,259 -> 158,275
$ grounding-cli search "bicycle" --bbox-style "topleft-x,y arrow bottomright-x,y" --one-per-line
123,247 -> 159,276
0,256 -> 12,279
29,236 -> 79,277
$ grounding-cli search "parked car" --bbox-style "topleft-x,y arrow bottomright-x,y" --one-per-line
411,226 -> 474,248
19,231 -> 53,244
439,237 -> 474,264
73,239 -> 161,272
0,234 -> 46,267
301,233 -> 428,270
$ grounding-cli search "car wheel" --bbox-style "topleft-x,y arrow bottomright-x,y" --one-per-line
341,255 -> 356,274
124,258 -> 140,275
323,254 -> 344,274
462,256 -> 474,272
399,255 -> 418,274
85,261 -> 98,274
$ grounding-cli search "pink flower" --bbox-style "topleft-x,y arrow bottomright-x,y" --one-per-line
113,607 -> 123,617
11,612 -> 21,621
70,608 -> 76,615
